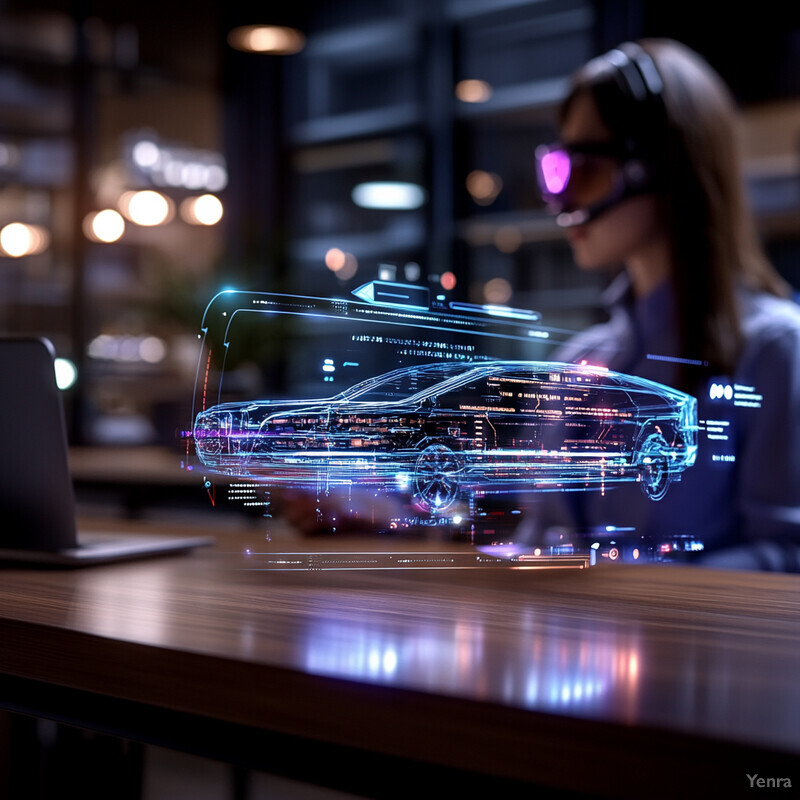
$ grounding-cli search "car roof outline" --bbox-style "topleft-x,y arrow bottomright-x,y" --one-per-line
204,360 -> 691,418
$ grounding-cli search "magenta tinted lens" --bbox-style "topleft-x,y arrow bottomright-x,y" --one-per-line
538,148 -> 571,195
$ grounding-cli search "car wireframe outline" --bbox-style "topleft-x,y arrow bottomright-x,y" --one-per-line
193,360 -> 698,513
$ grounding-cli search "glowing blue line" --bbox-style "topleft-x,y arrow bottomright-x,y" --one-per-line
221,308 -> 549,352
205,289 -> 560,334
449,301 -> 541,321
647,353 -> 708,367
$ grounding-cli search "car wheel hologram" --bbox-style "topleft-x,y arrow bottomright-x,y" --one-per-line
413,444 -> 460,513
637,432 -> 672,501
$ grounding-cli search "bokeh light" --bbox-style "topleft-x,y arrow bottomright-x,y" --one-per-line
139,336 -> 167,363
227,25 -> 306,55
132,140 -> 160,169
119,190 -> 173,226
455,79 -> 493,103
0,142 -> 21,168
325,248 -> 358,279
483,277 -> 513,304
325,248 -> 346,271
352,182 -> 426,210
54,358 -> 77,390
337,252 -> 358,280
466,170 -> 503,205
180,194 -> 224,225
404,262 -> 421,281
84,209 -> 125,243
0,223 -> 50,257
378,263 -> 396,281
131,137 -> 228,192
494,225 -> 522,253
87,334 -> 167,364
440,271 -> 457,291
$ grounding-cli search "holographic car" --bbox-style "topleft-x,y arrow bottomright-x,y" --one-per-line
193,361 -> 698,513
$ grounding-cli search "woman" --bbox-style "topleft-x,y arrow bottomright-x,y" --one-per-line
529,39 -> 800,570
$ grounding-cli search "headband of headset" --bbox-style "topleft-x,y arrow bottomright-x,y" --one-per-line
606,42 -> 664,105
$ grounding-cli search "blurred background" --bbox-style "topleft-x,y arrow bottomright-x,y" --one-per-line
2,0 -> 800,456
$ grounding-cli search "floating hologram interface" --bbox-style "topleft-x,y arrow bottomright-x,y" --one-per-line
193,359 -> 697,513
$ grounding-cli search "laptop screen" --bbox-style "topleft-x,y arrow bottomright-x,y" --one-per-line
0,337 -> 78,551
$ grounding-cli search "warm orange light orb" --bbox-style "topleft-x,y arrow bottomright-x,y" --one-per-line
0,222 -> 50,256
119,190 -> 172,226
84,209 -> 125,243
440,271 -> 457,291
227,25 -> 306,55
181,194 -> 224,226
455,79 -> 492,103
325,248 -> 347,271
483,277 -> 513,304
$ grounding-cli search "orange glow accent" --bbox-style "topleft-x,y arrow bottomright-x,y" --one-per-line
227,25 -> 306,55
325,248 -> 346,271
483,277 -> 512,304
440,271 -> 457,290
455,79 -> 492,103
466,170 -> 502,205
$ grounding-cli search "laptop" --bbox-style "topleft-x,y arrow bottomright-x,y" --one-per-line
0,337 -> 213,566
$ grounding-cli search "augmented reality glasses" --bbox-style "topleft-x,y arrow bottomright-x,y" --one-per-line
535,141 -> 652,228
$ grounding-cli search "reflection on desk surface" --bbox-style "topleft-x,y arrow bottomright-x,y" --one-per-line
2,515 -> 798,765
300,597 -> 644,718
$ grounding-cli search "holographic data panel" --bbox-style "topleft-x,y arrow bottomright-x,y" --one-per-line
184,286 -> 698,530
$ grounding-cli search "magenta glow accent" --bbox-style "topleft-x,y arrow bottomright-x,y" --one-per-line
540,149 -> 571,195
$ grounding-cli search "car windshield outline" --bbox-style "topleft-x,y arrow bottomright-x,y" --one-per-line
333,361 -> 496,405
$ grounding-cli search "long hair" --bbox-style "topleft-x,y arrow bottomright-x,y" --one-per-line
562,39 -> 789,385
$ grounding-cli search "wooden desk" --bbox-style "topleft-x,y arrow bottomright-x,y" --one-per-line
1,518 -> 799,798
